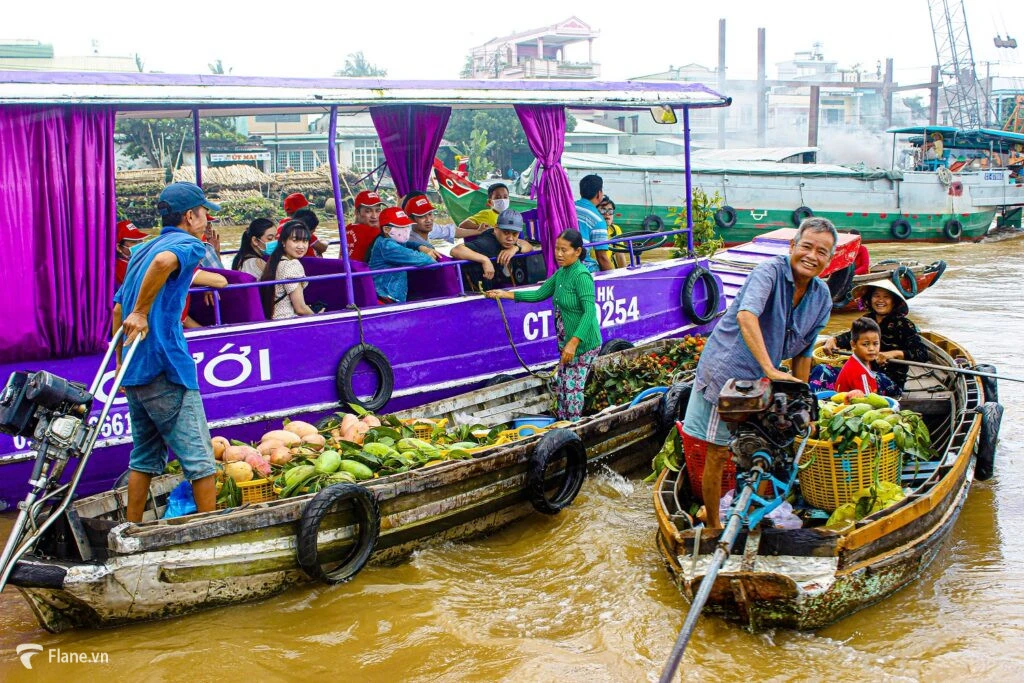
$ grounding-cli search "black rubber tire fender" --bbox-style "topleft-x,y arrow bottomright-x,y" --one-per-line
923,259 -> 947,284
791,206 -> 813,226
714,205 -> 738,229
826,263 -> 857,304
943,218 -> 964,241
657,381 -> 693,443
890,218 -> 912,240
974,364 -> 999,404
890,265 -> 919,298
335,343 -> 394,413
607,230 -> 669,254
975,402 -> 1003,481
681,266 -> 721,325
641,214 -> 664,231
599,338 -> 634,356
484,373 -> 516,388
296,483 -> 380,584
526,428 -> 587,515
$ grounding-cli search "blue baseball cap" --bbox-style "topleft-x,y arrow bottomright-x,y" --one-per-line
157,182 -> 221,216
496,208 -> 524,232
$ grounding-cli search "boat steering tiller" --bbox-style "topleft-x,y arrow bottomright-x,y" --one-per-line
659,378 -> 816,681
0,328 -> 141,592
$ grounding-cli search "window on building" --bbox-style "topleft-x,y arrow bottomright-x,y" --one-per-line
353,139 -> 383,172
566,143 -> 608,154
302,150 -> 315,171
631,116 -> 639,134
824,109 -> 844,125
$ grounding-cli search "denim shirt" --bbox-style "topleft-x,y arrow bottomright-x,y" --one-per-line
368,237 -> 435,302
694,255 -> 832,402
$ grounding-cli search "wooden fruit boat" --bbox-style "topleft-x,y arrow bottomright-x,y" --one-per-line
832,259 -> 947,312
654,332 -> 1002,631
6,340 -> 688,632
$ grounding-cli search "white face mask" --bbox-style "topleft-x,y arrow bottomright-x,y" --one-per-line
491,198 -> 510,213
389,227 -> 412,243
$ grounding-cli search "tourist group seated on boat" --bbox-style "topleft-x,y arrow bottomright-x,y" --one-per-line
451,209 -> 535,290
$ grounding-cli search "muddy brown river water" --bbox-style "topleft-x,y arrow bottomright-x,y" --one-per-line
2,238 -> 1022,681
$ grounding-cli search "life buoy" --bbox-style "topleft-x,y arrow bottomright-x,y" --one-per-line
641,214 -> 664,231
791,206 -> 813,226
714,205 -> 738,229
890,219 -> 912,240
657,381 -> 693,443
924,259 -> 947,284
335,343 -> 394,412
943,218 -> 963,241
681,267 -> 721,325
526,429 -> 587,515
974,364 -> 999,403
599,338 -> 634,356
296,483 -> 380,584
975,402 -> 1003,481
890,265 -> 918,298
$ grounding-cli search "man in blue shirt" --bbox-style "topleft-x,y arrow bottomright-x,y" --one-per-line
682,217 -> 837,528
574,174 -> 612,272
113,182 -> 221,522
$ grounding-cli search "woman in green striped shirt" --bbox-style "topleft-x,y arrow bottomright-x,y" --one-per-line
486,229 -> 603,420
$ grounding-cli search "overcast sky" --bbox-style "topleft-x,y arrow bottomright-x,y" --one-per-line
6,0 -> 1024,89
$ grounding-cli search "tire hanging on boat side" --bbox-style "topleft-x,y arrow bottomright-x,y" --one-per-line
974,364 -> 999,403
975,402 -> 1003,481
890,218 -> 912,240
335,343 -> 394,412
657,381 -> 693,444
943,218 -> 964,241
296,483 -> 380,584
599,338 -> 634,356
713,206 -> 737,229
526,429 -> 587,515
642,214 -> 664,231
890,265 -> 918,298
681,266 -> 720,325
791,206 -> 813,226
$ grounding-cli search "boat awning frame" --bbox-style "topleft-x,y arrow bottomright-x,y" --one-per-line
0,71 -> 732,118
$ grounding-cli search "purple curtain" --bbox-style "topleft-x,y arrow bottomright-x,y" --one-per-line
371,105 -> 451,196
514,104 -> 575,276
0,106 -> 117,363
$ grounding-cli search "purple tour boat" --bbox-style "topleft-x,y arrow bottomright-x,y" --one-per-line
0,72 -> 737,510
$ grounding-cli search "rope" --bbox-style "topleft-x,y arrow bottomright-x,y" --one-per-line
480,280 -> 555,382
346,303 -> 366,346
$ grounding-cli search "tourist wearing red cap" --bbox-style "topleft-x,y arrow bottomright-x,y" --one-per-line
347,190 -> 386,262
368,208 -> 437,303
114,220 -> 153,285
283,192 -> 309,216
402,192 -> 480,247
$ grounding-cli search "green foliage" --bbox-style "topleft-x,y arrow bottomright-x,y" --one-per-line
334,51 -> 387,77
583,337 -> 705,413
446,110 -> 577,180
216,196 -> 281,226
117,193 -> 159,229
465,129 -> 496,180
115,117 -> 244,169
668,187 -> 723,258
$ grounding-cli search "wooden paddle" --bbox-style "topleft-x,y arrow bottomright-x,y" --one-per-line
830,350 -> 1024,384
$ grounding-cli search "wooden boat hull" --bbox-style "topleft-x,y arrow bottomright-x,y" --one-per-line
654,332 -> 987,631
8,342 -> 682,632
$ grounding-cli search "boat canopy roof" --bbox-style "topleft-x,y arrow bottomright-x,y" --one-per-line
887,125 -> 1024,151
0,71 -> 731,118
560,152 -> 902,180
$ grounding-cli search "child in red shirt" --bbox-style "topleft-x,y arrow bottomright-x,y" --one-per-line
834,316 -> 881,394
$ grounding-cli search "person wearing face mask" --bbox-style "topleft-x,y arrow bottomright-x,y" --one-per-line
260,220 -> 318,319
368,207 -> 437,304
111,182 -> 221,523
458,183 -> 510,232
114,220 -> 154,285
450,209 -> 534,289
231,218 -> 277,278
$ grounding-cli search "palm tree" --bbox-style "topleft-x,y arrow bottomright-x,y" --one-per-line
334,52 -> 387,77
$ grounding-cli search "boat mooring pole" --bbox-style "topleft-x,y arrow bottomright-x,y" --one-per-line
193,109 -> 202,187
328,105 -> 356,305
659,475 -> 758,682
683,107 -> 694,254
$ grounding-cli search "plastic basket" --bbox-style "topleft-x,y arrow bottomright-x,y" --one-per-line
238,478 -> 275,505
812,344 -> 846,368
797,432 -> 901,512
681,430 -> 736,501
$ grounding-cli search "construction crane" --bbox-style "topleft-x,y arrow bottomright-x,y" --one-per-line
927,0 -> 986,129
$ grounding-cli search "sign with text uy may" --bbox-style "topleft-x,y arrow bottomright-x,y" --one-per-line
210,152 -> 271,162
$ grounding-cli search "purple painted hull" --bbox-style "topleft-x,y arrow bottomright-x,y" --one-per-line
0,257 -> 733,510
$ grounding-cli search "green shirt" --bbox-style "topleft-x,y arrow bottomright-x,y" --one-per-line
514,260 -> 602,356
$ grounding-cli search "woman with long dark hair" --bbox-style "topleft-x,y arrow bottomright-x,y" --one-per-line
231,217 -> 276,278
485,228 -> 602,420
260,220 -> 316,319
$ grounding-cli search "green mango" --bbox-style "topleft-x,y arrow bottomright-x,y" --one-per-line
870,419 -> 893,434
362,442 -> 394,458
859,409 -> 881,424
865,393 -> 890,409
338,459 -> 374,480
848,404 -> 873,417
314,450 -> 341,474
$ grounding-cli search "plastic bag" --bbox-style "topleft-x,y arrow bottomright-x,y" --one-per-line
163,479 -> 197,519
719,489 -> 802,529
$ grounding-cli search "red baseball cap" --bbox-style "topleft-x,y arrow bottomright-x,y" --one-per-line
117,220 -> 150,242
379,207 -> 414,228
354,190 -> 385,210
403,195 -> 435,216
284,192 -> 309,214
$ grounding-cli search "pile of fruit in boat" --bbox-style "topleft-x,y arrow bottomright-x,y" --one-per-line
584,336 -> 705,413
817,390 -> 934,460
212,406 -> 522,507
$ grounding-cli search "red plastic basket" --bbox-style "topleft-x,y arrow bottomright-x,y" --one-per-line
678,425 -> 737,501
